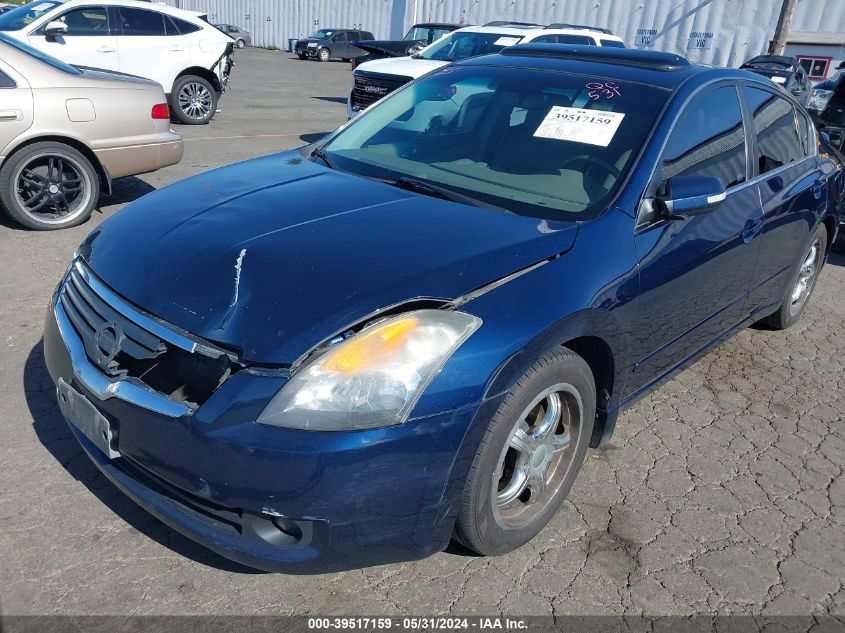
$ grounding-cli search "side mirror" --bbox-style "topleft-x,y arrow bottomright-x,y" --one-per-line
656,175 -> 726,218
44,21 -> 68,38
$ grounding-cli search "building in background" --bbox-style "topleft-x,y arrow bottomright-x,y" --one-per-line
166,0 -> 844,75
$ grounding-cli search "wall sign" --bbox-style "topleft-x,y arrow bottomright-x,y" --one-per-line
688,31 -> 714,49
635,28 -> 657,47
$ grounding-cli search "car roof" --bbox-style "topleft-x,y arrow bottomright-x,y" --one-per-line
412,23 -> 462,28
47,0 -> 208,21
457,43 -> 766,92
452,24 -> 622,41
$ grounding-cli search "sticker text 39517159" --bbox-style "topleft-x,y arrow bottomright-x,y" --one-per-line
533,106 -> 626,147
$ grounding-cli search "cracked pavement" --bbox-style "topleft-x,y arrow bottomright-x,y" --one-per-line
0,49 -> 843,617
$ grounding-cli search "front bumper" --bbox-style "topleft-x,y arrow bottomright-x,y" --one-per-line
43,283 -> 491,572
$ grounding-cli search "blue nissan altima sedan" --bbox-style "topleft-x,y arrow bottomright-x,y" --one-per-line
44,45 -> 842,572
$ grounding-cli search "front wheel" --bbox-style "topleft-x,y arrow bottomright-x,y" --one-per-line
454,348 -> 595,555
297,53 -> 307,60
0,141 -> 99,230
317,47 -> 330,62
762,223 -> 827,330
171,75 -> 218,125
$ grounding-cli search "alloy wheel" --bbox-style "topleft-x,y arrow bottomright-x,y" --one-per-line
178,82 -> 213,120
492,383 -> 582,529
12,153 -> 91,225
789,237 -> 822,316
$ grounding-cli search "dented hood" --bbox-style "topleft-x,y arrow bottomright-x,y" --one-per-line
82,152 -> 578,364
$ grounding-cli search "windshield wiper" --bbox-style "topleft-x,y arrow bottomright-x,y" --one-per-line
311,146 -> 336,170
388,176 -> 510,212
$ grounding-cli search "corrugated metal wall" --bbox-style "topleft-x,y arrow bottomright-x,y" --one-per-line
166,0 -> 842,68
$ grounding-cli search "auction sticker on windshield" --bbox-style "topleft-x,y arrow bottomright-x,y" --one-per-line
534,106 -> 625,147
493,37 -> 521,46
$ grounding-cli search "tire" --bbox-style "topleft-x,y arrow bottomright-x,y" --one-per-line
170,75 -> 218,125
297,54 -> 307,60
454,348 -> 595,556
236,38 -> 246,49
762,223 -> 827,330
318,47 -> 330,62
0,141 -> 98,231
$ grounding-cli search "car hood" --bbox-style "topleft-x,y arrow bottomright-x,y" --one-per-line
355,56 -> 447,79
353,39 -> 416,57
81,152 -> 579,365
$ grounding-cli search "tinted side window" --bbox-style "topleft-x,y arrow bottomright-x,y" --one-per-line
601,39 -> 625,48
530,34 -> 558,44
662,85 -> 747,189
0,69 -> 15,88
334,31 -> 348,41
118,8 -> 166,36
169,16 -> 200,35
559,34 -> 594,45
57,7 -> 110,36
743,87 -> 804,174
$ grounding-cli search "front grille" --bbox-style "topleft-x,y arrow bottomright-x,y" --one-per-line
59,262 -> 236,408
351,72 -> 411,111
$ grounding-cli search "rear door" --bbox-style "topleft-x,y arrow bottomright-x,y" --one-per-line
114,6 -> 189,93
27,5 -> 119,73
742,85 -> 826,314
632,83 -> 763,380
0,60 -> 33,158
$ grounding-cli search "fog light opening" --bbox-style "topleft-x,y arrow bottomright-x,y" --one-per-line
272,516 -> 303,541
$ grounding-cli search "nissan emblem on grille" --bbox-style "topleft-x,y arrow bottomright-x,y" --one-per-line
92,321 -> 125,373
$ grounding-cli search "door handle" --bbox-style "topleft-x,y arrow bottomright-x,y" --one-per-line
0,109 -> 22,121
96,45 -> 115,53
740,217 -> 763,243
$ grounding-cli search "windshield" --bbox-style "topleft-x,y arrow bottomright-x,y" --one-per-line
0,1 -> 60,31
323,65 -> 667,219
404,26 -> 453,43
0,32 -> 81,74
309,29 -> 335,39
418,31 -> 522,62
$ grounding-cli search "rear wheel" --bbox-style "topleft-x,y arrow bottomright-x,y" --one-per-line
454,348 -> 595,555
171,75 -> 217,125
318,47 -> 330,62
762,223 -> 827,330
236,38 -> 246,49
0,141 -> 98,230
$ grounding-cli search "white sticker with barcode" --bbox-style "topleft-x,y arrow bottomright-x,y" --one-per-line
493,36 -> 521,46
771,76 -> 787,84
533,106 -> 625,147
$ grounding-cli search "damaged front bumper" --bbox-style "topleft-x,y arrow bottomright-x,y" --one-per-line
43,267 -> 492,572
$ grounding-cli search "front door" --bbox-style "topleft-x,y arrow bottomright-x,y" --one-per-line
27,5 -> 119,73
632,83 -> 763,383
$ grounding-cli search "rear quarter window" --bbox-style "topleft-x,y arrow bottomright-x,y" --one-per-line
0,68 -> 15,88
743,86 -> 805,174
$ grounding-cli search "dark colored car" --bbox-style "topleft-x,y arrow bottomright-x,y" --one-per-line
294,28 -> 375,62
44,45 -> 841,573
808,65 -> 845,151
214,23 -> 250,48
740,55 -> 812,107
351,22 -> 461,69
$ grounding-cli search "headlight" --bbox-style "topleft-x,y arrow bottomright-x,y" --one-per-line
808,89 -> 833,113
257,310 -> 481,431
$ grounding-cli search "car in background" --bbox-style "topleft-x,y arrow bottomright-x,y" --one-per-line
295,28 -> 375,62
808,65 -> 845,151
42,45 -> 840,572
215,23 -> 250,49
348,22 -> 625,118
351,22 -> 461,69
740,55 -> 812,107
0,33 -> 182,230
0,0 -> 235,125
0,4 -> 16,16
